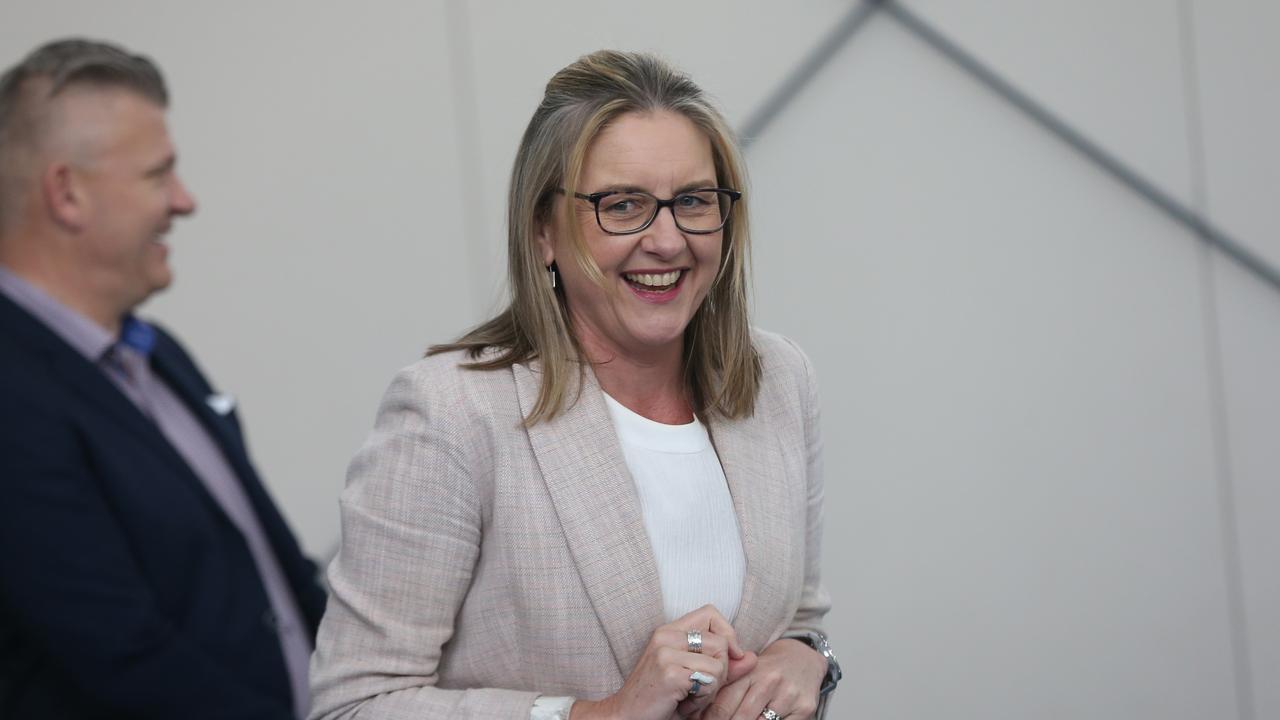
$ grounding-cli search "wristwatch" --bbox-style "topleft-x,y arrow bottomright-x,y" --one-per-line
786,631 -> 842,717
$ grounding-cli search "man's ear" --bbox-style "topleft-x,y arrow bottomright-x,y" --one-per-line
43,163 -> 88,231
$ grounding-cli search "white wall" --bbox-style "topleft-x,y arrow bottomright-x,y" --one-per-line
2,2 -> 1275,718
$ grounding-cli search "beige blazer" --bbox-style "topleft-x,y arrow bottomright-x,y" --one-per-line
309,330 -> 829,720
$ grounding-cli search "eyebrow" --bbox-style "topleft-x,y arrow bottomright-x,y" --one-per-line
145,154 -> 176,177
590,179 -> 719,195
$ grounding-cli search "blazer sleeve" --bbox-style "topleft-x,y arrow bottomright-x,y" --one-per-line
0,394 -> 296,720
781,337 -> 832,638
308,364 -> 538,720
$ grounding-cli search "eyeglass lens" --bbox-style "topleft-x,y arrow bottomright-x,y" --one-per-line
596,190 -> 733,234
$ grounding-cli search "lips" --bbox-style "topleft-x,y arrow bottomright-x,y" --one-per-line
621,268 -> 687,303
623,269 -> 683,291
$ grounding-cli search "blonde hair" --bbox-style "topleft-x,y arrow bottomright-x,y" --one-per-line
431,50 -> 759,425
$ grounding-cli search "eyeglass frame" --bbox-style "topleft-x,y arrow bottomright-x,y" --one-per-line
556,187 -> 742,236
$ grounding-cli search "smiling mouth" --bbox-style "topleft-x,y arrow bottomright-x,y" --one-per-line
623,269 -> 683,292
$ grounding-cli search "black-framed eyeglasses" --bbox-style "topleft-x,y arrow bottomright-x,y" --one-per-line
560,187 -> 741,235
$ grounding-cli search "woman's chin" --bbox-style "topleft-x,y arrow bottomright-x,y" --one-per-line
623,325 -> 693,354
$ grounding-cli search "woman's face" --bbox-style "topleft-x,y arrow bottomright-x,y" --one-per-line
539,110 -> 724,362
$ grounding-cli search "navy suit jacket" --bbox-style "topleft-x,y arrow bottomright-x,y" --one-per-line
0,293 -> 326,719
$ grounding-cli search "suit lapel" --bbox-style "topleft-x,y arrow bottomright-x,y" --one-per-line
708,406 -> 798,653
0,295 -> 241,530
35,330 -> 240,532
513,361 -> 665,676
149,343 -> 246,468
148,340 -> 285,544
50,348 -> 177,460
0,294 -> 161,455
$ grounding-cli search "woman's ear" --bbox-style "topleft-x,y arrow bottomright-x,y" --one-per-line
535,221 -> 556,267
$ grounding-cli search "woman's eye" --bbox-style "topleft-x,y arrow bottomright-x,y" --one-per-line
602,195 -> 647,215
676,193 -> 712,209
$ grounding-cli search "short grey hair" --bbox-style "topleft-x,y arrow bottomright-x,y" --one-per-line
0,38 -> 168,231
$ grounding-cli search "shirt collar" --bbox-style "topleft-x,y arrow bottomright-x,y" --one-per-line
120,314 -> 157,357
0,265 -> 154,361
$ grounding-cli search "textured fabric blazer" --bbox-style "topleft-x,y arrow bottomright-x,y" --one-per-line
310,330 -> 829,720
0,293 -> 326,719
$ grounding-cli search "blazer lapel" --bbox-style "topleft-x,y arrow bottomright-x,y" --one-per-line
708,407 -> 799,653
513,361 -> 665,677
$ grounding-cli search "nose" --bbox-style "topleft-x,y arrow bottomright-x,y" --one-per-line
640,204 -> 687,258
170,175 -> 197,216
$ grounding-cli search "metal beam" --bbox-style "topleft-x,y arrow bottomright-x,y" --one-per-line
880,0 -> 1280,293
739,0 -> 1280,295
738,0 -> 883,147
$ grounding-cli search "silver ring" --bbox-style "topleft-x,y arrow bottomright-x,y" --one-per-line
760,709 -> 781,720
688,679 -> 702,696
687,630 -> 703,653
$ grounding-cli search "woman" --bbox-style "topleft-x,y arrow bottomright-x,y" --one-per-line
310,51 -> 836,720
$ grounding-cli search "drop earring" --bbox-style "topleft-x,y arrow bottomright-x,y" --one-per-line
547,262 -> 559,289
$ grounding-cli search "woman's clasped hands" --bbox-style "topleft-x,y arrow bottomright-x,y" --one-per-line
570,605 -> 757,720
685,637 -> 828,720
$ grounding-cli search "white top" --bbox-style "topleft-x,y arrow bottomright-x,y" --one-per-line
530,395 -> 748,719
602,392 -> 746,623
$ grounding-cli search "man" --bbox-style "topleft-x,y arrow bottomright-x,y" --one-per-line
0,39 -> 325,719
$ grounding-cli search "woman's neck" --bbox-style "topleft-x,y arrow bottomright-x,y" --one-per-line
573,326 -> 693,425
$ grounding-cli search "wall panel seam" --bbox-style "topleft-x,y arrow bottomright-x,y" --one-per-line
445,0 -> 492,320
1178,2 -> 1255,718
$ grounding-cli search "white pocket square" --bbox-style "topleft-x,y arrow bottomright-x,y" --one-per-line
206,393 -> 236,415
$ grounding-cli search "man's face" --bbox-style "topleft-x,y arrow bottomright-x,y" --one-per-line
66,89 -> 196,313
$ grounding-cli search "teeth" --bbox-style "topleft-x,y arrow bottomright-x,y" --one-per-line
624,270 -> 681,287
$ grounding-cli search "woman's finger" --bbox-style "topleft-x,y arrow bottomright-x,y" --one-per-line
726,651 -> 758,683
658,626 -> 731,661
674,604 -> 743,658
729,680 -> 775,720
658,628 -> 731,692
680,651 -> 726,686
696,675 -> 752,720
676,684 -> 717,718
